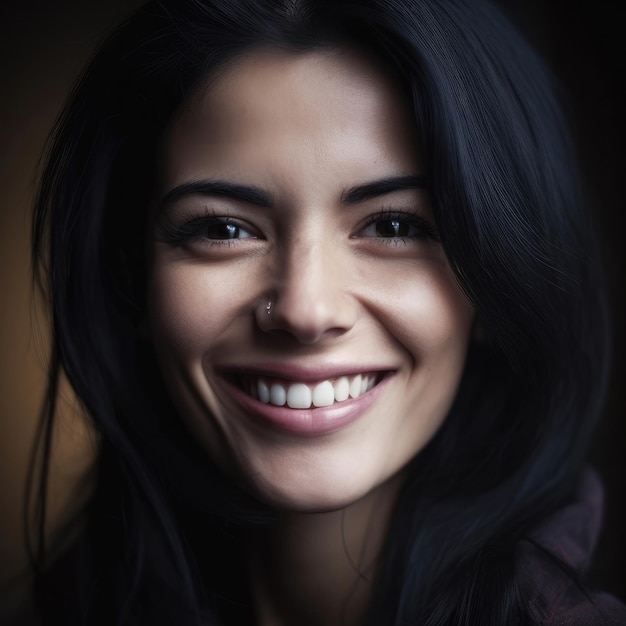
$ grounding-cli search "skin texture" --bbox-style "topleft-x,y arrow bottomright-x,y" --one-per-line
146,47 -> 475,624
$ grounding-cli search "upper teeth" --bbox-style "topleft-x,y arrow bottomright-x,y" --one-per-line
249,374 -> 378,409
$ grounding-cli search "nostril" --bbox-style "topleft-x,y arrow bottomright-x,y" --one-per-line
262,298 -> 349,341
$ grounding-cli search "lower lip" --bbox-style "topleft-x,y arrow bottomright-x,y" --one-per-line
219,374 -> 392,436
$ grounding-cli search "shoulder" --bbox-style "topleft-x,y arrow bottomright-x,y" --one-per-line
518,469 -> 626,625
536,592 -> 626,626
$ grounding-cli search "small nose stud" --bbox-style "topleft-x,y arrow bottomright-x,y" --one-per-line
266,300 -> 272,315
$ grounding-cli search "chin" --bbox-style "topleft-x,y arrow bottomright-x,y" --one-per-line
256,488 -> 367,514
237,459 -> 402,515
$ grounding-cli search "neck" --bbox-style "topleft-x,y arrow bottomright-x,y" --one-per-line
245,475 -> 403,626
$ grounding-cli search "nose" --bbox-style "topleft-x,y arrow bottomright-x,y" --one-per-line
256,237 -> 357,344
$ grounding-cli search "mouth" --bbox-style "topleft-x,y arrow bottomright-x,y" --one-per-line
216,367 -> 394,435
226,371 -> 383,409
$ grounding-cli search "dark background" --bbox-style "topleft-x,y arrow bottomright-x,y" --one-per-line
0,0 -> 624,601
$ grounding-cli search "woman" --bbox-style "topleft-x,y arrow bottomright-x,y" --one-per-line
26,0 -> 626,624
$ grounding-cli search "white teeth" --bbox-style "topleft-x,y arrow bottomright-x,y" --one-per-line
312,381 -> 335,407
253,373 -> 380,408
360,376 -> 368,395
349,375 -> 362,399
334,377 -> 350,402
287,383 -> 311,409
258,380 -> 270,403
270,383 -> 287,406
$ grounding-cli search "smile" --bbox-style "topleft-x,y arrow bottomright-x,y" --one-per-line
216,367 -> 393,435
235,373 -> 380,408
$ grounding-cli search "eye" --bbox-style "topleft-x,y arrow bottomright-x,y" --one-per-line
155,212 -> 258,247
355,210 -> 439,242
204,220 -> 254,240
361,218 -> 419,238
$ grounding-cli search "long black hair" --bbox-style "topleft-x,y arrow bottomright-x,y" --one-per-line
30,0 -> 610,623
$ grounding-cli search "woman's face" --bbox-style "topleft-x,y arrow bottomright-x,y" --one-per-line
147,48 -> 474,511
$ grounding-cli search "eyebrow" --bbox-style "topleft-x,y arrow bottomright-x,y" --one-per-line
341,175 -> 430,204
159,180 -> 273,208
158,174 -> 430,209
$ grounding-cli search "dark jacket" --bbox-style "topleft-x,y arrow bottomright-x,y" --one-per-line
520,469 -> 626,625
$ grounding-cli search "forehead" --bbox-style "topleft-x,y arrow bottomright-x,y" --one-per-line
158,47 -> 422,200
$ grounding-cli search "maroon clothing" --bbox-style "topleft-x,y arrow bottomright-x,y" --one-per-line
521,469 -> 626,625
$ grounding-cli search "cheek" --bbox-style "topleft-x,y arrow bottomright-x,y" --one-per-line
383,263 -> 473,455
414,272 -> 474,357
364,258 -> 474,360
146,258 -> 252,358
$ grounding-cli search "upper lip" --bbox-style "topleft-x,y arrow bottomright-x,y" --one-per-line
215,362 -> 394,382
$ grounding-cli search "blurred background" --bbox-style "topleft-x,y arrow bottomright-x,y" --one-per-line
1,0 -> 624,609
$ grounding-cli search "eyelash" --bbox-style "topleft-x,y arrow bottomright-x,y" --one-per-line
356,209 -> 439,244
156,208 -> 439,248
157,209 -> 254,247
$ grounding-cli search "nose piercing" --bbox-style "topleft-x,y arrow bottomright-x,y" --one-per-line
266,300 -> 272,315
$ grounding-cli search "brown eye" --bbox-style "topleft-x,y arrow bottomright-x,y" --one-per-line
206,222 -> 241,239
158,215 -> 257,247
375,220 -> 412,237
200,218 -> 255,240
355,211 -> 439,242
